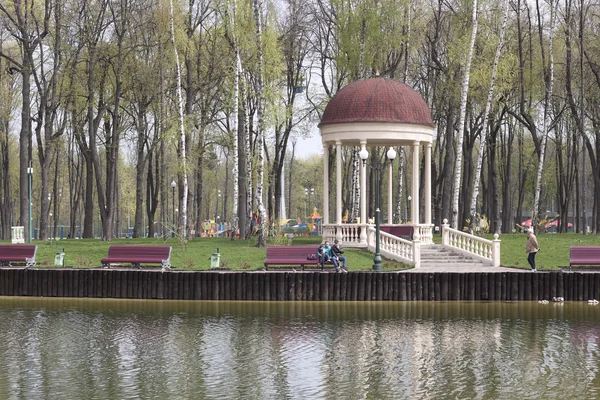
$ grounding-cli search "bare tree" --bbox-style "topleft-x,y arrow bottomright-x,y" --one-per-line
0,0 -> 50,242
531,0 -> 555,232
469,0 -> 509,234
451,0 -> 478,229
169,0 -> 190,241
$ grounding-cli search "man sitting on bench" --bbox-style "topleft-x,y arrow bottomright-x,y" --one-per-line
317,241 -> 340,272
332,239 -> 348,272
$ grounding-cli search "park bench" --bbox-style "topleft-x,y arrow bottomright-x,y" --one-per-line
0,244 -> 37,268
569,246 -> 600,271
264,245 -> 335,271
381,225 -> 413,240
101,245 -> 172,271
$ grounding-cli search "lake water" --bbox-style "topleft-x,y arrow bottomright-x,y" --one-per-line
0,298 -> 599,399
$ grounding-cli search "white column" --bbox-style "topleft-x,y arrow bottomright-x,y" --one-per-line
412,141 -> 420,240
323,143 -> 329,224
360,141 -> 367,244
388,158 -> 393,224
336,140 -> 342,225
425,143 -> 432,225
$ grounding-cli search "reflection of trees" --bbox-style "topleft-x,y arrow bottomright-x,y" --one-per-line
1,300 -> 600,398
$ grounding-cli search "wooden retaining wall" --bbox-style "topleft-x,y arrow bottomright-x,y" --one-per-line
0,269 -> 599,301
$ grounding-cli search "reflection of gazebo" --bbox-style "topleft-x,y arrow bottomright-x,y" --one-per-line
318,78 -> 434,254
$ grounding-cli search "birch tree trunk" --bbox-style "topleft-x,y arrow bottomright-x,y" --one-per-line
403,4 -> 411,82
451,0 -> 478,229
169,0 -> 189,241
245,102 -> 253,239
358,5 -> 367,79
532,0 -> 555,232
253,0 -> 268,247
227,0 -> 241,240
469,0 -> 509,233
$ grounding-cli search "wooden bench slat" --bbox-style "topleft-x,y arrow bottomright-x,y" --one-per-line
101,245 -> 172,270
264,245 -> 336,271
381,225 -> 413,240
0,244 -> 37,268
569,246 -> 600,271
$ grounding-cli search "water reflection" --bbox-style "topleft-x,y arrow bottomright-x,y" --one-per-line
0,298 -> 599,399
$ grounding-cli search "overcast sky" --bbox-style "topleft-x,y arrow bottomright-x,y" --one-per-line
294,130 -> 322,159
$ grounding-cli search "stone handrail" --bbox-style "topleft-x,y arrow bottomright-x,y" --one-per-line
441,220 -> 500,267
322,223 -> 364,246
322,224 -> 337,242
415,224 -> 434,244
367,227 -> 419,267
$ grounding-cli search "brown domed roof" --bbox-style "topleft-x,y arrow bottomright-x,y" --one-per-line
319,78 -> 433,127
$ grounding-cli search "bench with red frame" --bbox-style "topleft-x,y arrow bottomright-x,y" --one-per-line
264,245 -> 335,271
101,245 -> 172,270
380,225 -> 413,240
0,244 -> 37,268
569,246 -> 600,271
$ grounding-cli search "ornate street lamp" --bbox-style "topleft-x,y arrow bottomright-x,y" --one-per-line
27,166 -> 33,243
359,147 -> 397,271
216,189 -> 221,224
304,186 -> 314,220
171,179 -> 176,235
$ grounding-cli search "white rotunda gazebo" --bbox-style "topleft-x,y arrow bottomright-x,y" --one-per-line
318,77 -> 500,269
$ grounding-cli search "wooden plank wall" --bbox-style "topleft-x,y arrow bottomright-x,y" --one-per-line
0,270 -> 598,301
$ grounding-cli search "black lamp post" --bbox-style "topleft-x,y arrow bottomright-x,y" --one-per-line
359,147 -> 397,271
171,179 -> 176,235
304,186 -> 314,219
216,189 -> 221,224
27,166 -> 33,243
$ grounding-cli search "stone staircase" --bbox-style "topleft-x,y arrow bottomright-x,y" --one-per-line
419,244 -> 490,268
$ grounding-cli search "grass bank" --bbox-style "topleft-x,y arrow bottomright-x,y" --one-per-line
4,232 -> 595,271
18,235 -> 409,271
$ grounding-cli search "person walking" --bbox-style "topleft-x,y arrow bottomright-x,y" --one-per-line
526,228 -> 540,272
331,239 -> 347,272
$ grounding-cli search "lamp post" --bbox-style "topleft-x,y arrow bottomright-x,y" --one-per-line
127,191 -> 130,238
171,179 -> 176,236
27,166 -> 33,243
359,147 -> 397,271
304,188 -> 308,222
49,212 -> 53,244
57,189 -> 62,239
48,195 -> 51,240
407,195 -> 412,222
216,189 -> 221,224
304,186 -> 314,221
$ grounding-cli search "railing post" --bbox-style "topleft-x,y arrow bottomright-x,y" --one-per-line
336,224 -> 343,243
360,223 -> 367,245
413,240 -> 421,268
492,233 -> 501,267
441,218 -> 450,246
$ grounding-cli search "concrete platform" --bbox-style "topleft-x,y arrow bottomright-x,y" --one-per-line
406,265 -> 528,273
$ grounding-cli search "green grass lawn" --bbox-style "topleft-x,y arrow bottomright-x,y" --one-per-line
496,232 -> 597,271
3,232 -> 595,271
15,235 -> 409,271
